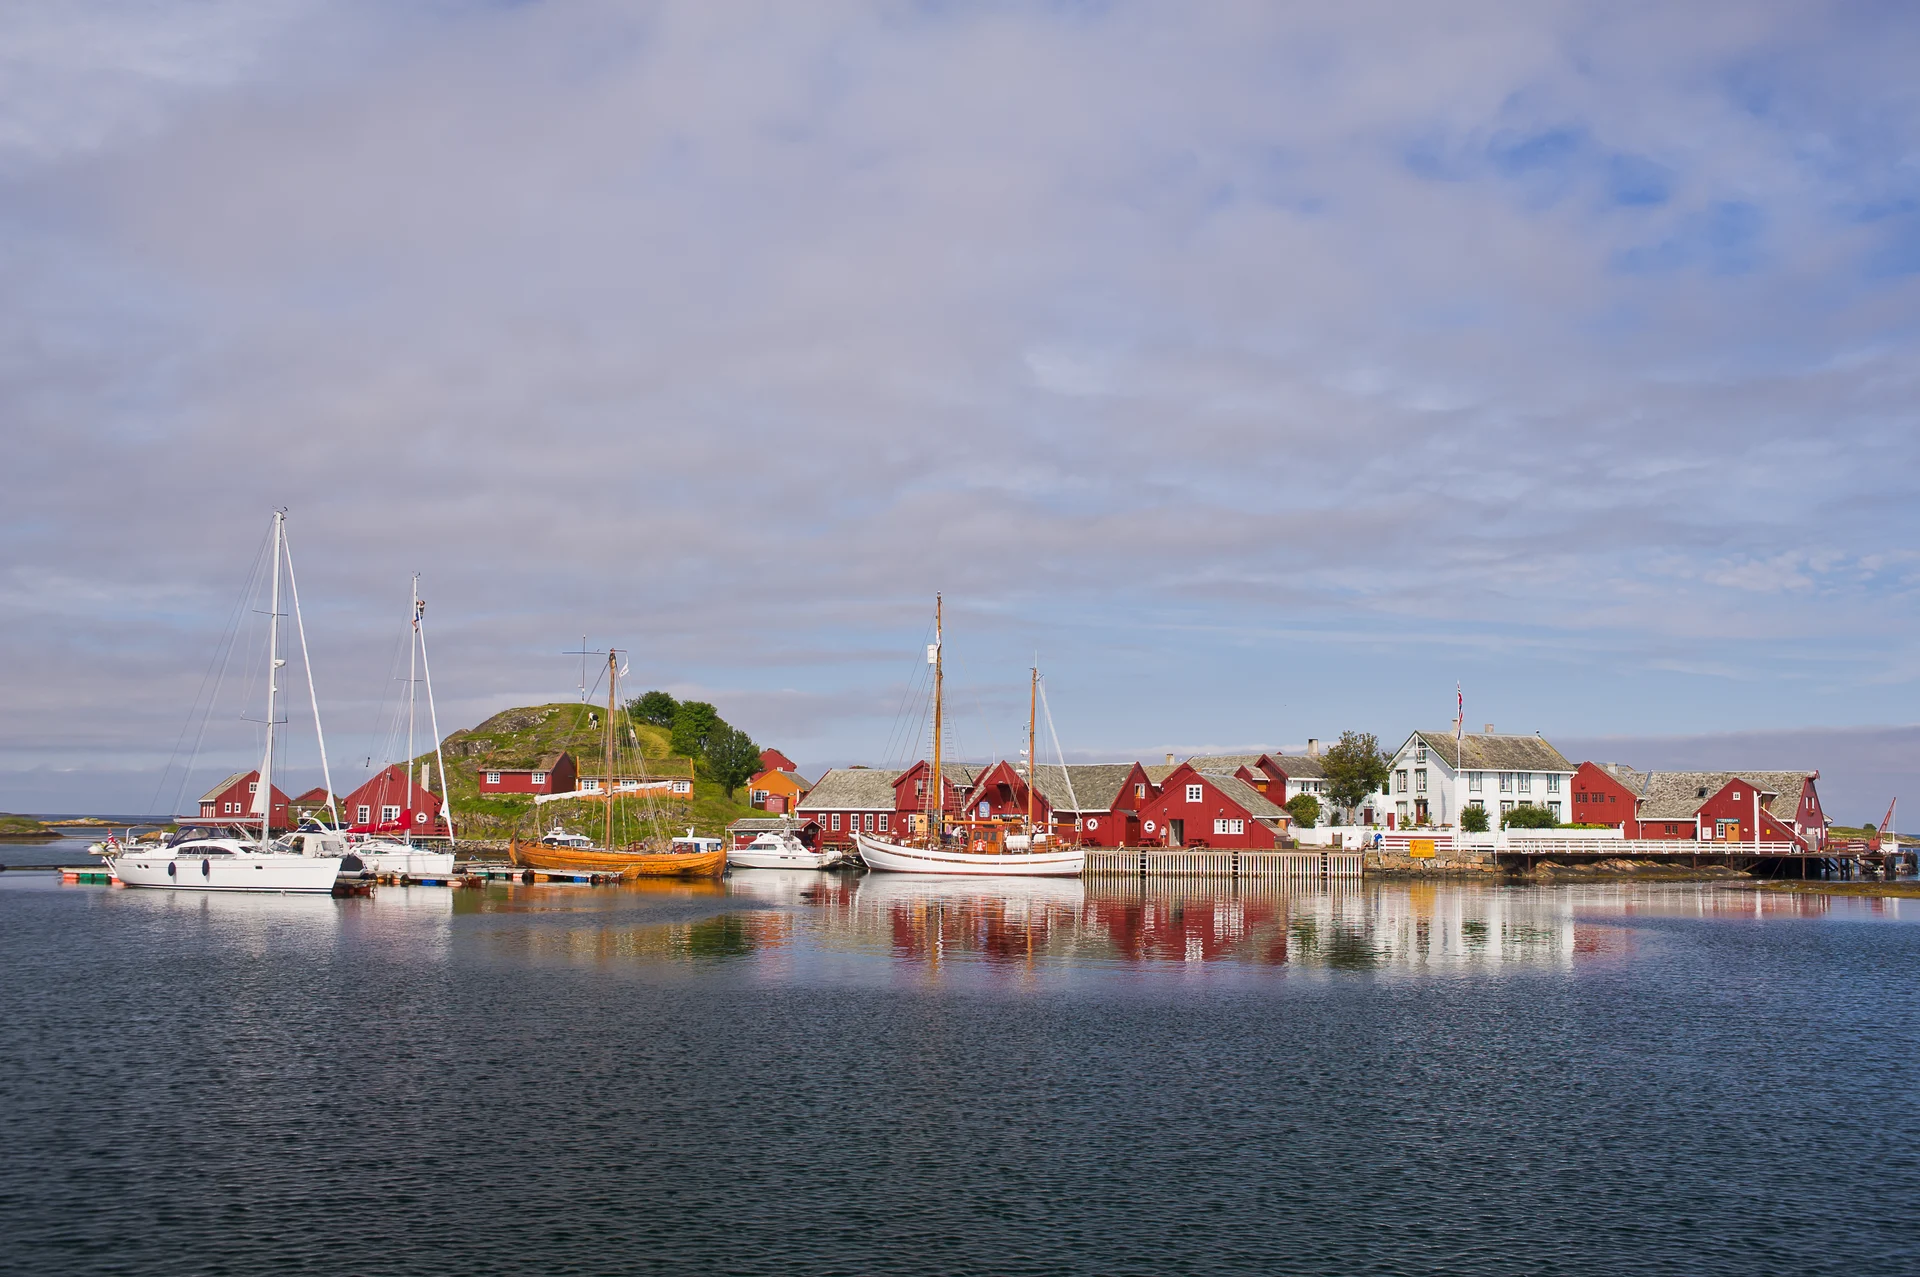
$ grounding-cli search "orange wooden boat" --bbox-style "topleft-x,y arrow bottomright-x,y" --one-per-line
509,837 -> 727,879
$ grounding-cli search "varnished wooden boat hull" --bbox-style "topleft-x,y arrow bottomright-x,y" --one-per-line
510,839 -> 728,878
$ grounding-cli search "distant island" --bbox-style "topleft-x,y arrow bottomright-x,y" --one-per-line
0,814 -> 59,840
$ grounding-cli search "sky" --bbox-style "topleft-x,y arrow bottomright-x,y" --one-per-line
2,1 -> 1917,824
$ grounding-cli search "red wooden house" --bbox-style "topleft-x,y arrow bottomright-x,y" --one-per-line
797,762 -> 982,846
478,752 -> 576,796
1184,754 -> 1287,796
1030,762 -> 1156,847
341,764 -> 448,836
1136,763 -> 1293,849
759,748 -> 798,773
1574,766 -> 1826,848
1570,762 -> 1649,835
196,770 -> 290,829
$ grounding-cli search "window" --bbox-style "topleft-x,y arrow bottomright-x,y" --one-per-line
1415,745 -> 1427,764
531,772 -> 546,785
1517,773 -> 1532,794
1731,790 -> 1741,800
357,805 -> 371,824
1396,801 -> 1408,823
381,805 -> 401,823
1546,774 -> 1561,794
1500,800 -> 1514,815
249,781 -> 259,794
865,813 -> 876,832
1468,772 -> 1483,793
979,802 -> 990,817
831,813 -> 841,831
1576,792 -> 1587,804
1498,772 -> 1513,793
1468,799 -> 1485,812
878,814 -> 889,833
916,780 -> 927,797
1136,783 -> 1146,799
1548,802 -> 1561,821
1213,817 -> 1244,835
750,790 -> 768,805
485,772 -> 500,785
1415,769 -> 1427,793
673,780 -> 691,794
1395,770 -> 1408,794
1186,784 -> 1204,803
581,779 -> 600,792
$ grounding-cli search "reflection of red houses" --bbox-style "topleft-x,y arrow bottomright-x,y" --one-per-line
340,765 -> 448,836
1085,892 -> 1291,965
1136,763 -> 1294,848
196,770 -> 290,829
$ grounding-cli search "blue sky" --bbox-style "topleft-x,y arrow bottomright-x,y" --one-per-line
1,1 -> 1917,822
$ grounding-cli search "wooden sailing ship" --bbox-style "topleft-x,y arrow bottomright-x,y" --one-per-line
508,650 -> 727,879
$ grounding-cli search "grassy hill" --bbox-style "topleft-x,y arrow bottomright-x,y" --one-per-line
0,813 -> 57,839
410,701 -> 766,842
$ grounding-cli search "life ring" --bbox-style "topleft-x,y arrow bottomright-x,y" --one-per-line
414,811 -> 427,825
1143,820 -> 1156,834
972,840 -> 987,853
1086,817 -> 1099,831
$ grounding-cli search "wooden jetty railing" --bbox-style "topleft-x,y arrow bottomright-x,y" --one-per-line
1084,848 -> 1362,879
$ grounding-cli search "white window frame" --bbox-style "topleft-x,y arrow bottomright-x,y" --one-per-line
1548,802 -> 1562,822
1185,783 -> 1203,803
673,780 -> 691,794
357,805 -> 371,824
1414,745 -> 1427,764
1415,769 -> 1427,793
865,813 -> 876,832
1212,817 -> 1244,836
878,813 -> 889,833
380,805 -> 401,823
1395,770 -> 1408,794
831,813 -> 840,832
248,781 -> 259,794
485,772 -> 500,785
1517,773 -> 1533,794
1499,772 -> 1513,793
531,771 -> 546,785
1135,783 -> 1146,799
1468,772 -> 1483,793
1546,774 -> 1561,794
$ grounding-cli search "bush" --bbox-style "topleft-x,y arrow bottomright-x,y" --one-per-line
1285,794 -> 1320,829
1501,803 -> 1558,829
1460,805 -> 1490,833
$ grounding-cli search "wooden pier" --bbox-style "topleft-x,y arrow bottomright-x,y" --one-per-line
1085,848 -> 1364,880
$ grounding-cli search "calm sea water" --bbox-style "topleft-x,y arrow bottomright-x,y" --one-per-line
2,860 -> 1917,1275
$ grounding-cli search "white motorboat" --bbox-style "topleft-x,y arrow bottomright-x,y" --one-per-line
348,837 -> 456,878
854,831 -> 1084,876
539,824 -> 595,849
109,837 -> 342,894
730,831 -> 845,870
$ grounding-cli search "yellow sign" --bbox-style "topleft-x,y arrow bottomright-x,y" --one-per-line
1409,838 -> 1436,859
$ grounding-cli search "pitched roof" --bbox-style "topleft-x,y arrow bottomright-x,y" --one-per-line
1638,770 -> 1816,822
1184,753 -> 1273,774
1143,764 -> 1180,784
1270,753 -> 1327,779
492,752 -> 570,773
1594,762 -> 1649,792
797,767 -> 905,812
199,772 -> 251,803
1028,763 -> 1143,813
727,816 -> 820,834
1195,771 -> 1288,821
1412,731 -> 1573,773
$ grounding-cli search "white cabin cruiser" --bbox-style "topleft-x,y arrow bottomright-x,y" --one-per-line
539,824 -> 595,850
730,831 -> 844,870
109,837 -> 342,894
347,837 -> 456,878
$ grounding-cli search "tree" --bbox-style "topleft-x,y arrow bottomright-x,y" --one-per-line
704,724 -> 762,800
1502,803 -> 1557,829
1284,793 -> 1321,829
670,700 -> 721,760
1460,804 -> 1490,833
629,690 -> 678,727
1321,730 -> 1391,824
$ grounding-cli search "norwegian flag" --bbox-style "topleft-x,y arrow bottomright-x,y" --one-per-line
1455,683 -> 1464,749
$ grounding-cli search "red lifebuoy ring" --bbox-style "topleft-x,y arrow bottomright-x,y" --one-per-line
1143,820 -> 1156,833
972,840 -> 987,853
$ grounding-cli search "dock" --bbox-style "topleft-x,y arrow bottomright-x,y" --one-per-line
1084,849 -> 1364,879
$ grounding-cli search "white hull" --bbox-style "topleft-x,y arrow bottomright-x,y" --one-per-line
108,851 -> 343,894
729,846 -> 845,870
854,832 -> 1084,877
353,844 -> 456,877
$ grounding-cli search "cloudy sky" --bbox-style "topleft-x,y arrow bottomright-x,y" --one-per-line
3,1 -> 1917,821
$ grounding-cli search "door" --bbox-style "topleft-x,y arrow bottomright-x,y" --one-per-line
1168,819 -> 1184,848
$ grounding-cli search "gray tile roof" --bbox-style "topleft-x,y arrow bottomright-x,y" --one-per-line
199,771 -> 252,803
1196,771 -> 1288,821
1184,753 -> 1273,774
1595,762 -> 1648,792
796,767 -> 904,812
1638,770 -> 1815,822
1027,763 -> 1143,813
1270,753 -> 1327,779
1412,731 -> 1574,773
1143,764 -> 1180,784
726,816 -> 819,834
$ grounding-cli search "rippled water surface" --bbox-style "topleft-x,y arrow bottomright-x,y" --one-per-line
3,863 -> 1917,1275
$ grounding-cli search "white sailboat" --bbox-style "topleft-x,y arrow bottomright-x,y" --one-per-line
854,596 -> 1085,877
351,576 -> 457,878
109,511 -> 343,894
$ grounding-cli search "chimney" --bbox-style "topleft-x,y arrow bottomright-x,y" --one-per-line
1165,753 -> 1174,766
1484,723 -> 1494,734
1307,738 -> 1320,757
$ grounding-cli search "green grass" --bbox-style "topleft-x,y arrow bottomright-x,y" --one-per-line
0,813 -> 55,837
408,701 -> 766,841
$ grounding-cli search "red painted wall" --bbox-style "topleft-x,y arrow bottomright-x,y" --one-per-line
1136,765 -> 1282,849
341,764 -> 447,834
1570,763 -> 1641,836
1695,778 -> 1807,847
477,754 -> 577,796
198,772 -> 290,829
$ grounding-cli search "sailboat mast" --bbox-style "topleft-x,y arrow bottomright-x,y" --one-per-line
416,595 -> 455,843
604,650 -> 618,851
260,511 -> 285,846
406,574 -> 418,842
930,594 -> 943,844
1027,664 -> 1037,835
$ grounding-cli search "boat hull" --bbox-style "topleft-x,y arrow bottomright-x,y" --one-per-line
854,832 -> 1084,877
510,840 -> 728,879
729,847 -> 845,870
107,853 -> 344,894
353,845 -> 457,877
